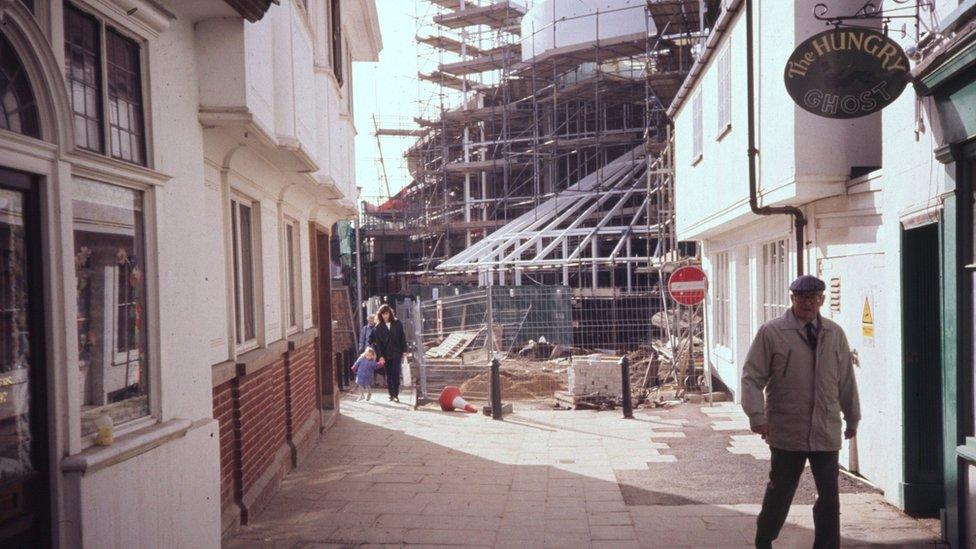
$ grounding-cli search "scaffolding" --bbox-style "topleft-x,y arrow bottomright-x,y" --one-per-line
361,1 -> 717,382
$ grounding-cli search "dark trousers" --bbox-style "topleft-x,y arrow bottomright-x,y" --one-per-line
385,356 -> 402,398
756,448 -> 840,549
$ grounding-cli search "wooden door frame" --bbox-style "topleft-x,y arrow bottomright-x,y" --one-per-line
309,223 -> 336,410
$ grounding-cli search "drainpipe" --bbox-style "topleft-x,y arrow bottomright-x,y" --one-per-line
745,0 -> 806,275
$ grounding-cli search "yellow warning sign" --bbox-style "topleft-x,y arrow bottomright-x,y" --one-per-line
862,297 -> 874,338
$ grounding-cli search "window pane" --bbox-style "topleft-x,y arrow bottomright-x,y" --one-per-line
235,202 -> 256,343
231,205 -> 241,345
0,31 -> 41,138
73,178 -> 149,436
0,188 -> 35,486
106,29 -> 145,165
286,224 -> 296,328
63,4 -> 102,152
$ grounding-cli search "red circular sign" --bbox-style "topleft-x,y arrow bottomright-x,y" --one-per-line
668,266 -> 707,306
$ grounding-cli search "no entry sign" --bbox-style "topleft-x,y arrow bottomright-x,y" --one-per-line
668,266 -> 707,306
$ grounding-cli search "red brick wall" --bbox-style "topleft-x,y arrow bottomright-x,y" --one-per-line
213,381 -> 237,513
237,360 -> 287,494
289,342 -> 317,433
212,336 -> 321,533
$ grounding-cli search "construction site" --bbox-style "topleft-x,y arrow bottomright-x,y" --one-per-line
355,0 -> 722,408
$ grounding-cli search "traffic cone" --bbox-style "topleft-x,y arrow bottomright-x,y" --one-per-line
438,386 -> 477,413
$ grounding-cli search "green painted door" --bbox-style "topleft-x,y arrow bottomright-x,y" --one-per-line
902,222 -> 946,516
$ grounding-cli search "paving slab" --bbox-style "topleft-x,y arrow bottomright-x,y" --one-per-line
224,392 -> 944,548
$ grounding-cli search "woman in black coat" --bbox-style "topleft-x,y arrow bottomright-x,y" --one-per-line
373,304 -> 408,402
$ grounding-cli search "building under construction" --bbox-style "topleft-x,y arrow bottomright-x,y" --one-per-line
361,0 -> 717,357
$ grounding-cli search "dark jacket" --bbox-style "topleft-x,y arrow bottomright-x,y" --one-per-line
359,324 -> 376,352
374,319 -> 407,361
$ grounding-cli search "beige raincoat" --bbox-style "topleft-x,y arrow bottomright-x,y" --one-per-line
741,309 -> 860,452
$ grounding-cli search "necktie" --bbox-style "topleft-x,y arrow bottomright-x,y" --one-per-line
805,322 -> 817,351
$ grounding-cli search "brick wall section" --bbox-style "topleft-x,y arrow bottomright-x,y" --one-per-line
211,331 -> 322,537
213,381 -> 238,513
237,360 -> 287,493
289,343 -> 317,433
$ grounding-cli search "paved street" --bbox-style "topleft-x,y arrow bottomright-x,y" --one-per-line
225,394 -> 943,548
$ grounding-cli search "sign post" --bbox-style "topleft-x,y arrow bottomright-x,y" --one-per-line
666,266 -> 712,404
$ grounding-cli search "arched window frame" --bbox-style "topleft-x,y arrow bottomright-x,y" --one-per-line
0,29 -> 42,138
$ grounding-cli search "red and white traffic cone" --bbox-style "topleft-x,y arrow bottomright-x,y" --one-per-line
439,386 -> 477,413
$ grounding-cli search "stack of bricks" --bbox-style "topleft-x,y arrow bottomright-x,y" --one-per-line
567,356 -> 622,397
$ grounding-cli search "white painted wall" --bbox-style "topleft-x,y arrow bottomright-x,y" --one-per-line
674,0 -> 881,242
520,0 -> 651,61
0,1 -> 380,546
671,0 -> 955,511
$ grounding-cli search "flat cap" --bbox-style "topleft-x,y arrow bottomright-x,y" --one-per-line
790,275 -> 826,293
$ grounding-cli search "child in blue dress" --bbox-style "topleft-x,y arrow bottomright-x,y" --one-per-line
352,347 -> 379,401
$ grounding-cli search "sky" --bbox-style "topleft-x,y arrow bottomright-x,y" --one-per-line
353,0 -> 429,206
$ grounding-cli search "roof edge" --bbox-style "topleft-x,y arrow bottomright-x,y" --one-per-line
666,0 -> 743,119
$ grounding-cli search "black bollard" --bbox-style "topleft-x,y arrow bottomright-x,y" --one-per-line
620,357 -> 633,419
490,358 -> 503,420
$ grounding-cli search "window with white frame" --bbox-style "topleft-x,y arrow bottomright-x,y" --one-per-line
713,251 -> 730,347
284,220 -> 300,332
692,91 -> 703,162
231,198 -> 257,348
717,46 -> 731,135
760,239 -> 790,323
345,39 -> 353,113
73,178 -> 150,436
64,2 -> 147,165
329,0 -> 342,86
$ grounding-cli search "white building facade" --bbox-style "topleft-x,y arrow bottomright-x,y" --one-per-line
670,0 -> 964,538
0,0 -> 379,546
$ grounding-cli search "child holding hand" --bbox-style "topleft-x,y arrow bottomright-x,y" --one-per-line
352,347 -> 379,401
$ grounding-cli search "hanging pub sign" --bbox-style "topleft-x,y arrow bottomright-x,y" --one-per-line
784,28 -> 910,119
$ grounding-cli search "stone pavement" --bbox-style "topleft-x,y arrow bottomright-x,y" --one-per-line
225,394 -> 943,548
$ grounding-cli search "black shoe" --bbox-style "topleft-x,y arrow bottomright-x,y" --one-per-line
388,395 -> 393,401
393,397 -> 400,403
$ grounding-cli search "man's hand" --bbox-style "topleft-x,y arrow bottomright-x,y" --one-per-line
844,428 -> 856,440
751,424 -> 768,440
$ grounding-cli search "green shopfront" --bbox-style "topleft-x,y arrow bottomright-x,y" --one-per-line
914,4 -> 976,546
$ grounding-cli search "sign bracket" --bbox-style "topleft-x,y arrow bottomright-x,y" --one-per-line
813,1 -> 933,33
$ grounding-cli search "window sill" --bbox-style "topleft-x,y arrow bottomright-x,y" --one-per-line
68,149 -> 171,188
716,123 -> 732,141
62,418 -> 192,475
288,326 -> 319,351
235,339 -> 289,377
958,438 -> 976,464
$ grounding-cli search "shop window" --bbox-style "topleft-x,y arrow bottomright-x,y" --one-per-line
73,178 -> 150,436
760,238 -> 790,323
64,3 -> 146,165
231,198 -> 257,348
0,31 -> 40,138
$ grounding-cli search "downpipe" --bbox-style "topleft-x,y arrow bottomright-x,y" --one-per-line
745,0 -> 806,275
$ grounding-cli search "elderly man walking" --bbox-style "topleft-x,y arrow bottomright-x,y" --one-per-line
741,275 -> 861,549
